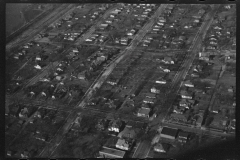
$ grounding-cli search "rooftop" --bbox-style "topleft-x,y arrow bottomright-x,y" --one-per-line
118,127 -> 136,139
178,131 -> 190,139
138,107 -> 151,115
161,127 -> 179,137
99,146 -> 126,158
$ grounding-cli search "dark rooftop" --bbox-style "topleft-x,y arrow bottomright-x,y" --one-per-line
161,127 -> 179,137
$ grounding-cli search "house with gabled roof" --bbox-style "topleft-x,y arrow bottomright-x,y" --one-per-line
184,80 -> 194,87
137,107 -> 151,118
180,90 -> 193,99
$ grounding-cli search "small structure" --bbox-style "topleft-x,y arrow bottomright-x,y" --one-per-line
160,127 -> 179,140
137,107 -> 151,118
99,146 -> 125,158
154,143 -> 170,153
178,131 -> 190,143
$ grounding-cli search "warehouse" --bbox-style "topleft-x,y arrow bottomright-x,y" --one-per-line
160,127 -> 179,140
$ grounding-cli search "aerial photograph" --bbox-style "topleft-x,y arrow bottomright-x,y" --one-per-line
5,3 -> 236,159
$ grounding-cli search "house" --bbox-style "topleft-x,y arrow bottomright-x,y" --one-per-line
184,80 -> 194,87
19,107 -> 28,118
193,19 -> 200,23
173,105 -> 185,114
145,93 -> 156,99
116,138 -> 133,150
159,66 -> 170,73
178,131 -> 190,143
137,107 -> 151,118
143,97 -> 155,104
127,29 -> 136,36
192,110 -> 205,127
156,78 -> 167,84
118,126 -> 136,139
160,127 -> 179,140
179,99 -> 195,109
78,71 -> 86,80
99,146 -> 125,158
72,48 -> 79,53
154,143 -> 170,153
35,55 -> 42,61
180,90 -> 193,99
170,113 -> 189,122
158,17 -> 166,23
151,87 -> 160,94
179,99 -> 188,108
100,23 -> 109,27
107,78 -> 119,86
34,65 -> 42,70
108,119 -> 124,133
162,57 -> 174,64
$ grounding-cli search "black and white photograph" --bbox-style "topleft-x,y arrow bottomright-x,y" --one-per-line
5,1 -> 237,159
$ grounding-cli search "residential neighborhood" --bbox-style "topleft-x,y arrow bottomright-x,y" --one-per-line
6,3 -> 236,159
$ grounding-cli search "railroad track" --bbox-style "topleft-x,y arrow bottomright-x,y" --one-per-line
6,4 -> 75,56
6,5 -> 56,44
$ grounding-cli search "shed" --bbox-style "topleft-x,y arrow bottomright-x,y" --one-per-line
160,127 -> 179,140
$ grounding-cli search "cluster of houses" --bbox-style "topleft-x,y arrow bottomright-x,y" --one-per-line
98,120 -> 145,158
152,126 -> 191,153
168,79 -> 207,127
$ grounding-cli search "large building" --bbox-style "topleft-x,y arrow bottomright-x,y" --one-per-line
160,127 -> 179,140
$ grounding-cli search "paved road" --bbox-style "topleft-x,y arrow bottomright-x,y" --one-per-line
156,5 -> 229,139
37,4 -> 168,158
77,4 -> 168,109
132,140 -> 151,158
